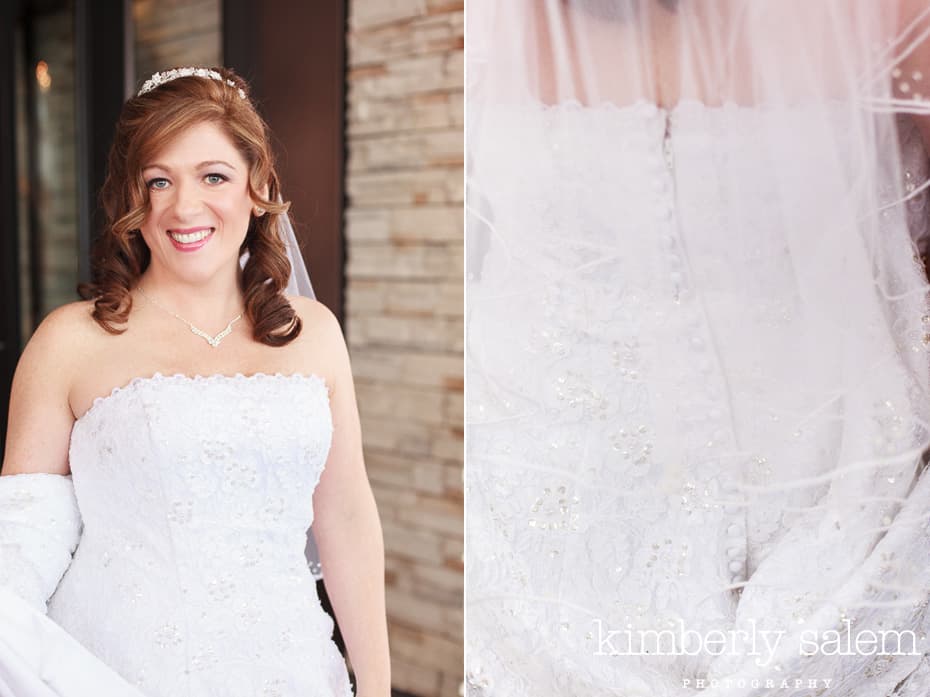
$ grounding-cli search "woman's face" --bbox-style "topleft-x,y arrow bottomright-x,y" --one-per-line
139,120 -> 256,285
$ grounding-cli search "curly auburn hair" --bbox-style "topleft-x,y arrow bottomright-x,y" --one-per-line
77,66 -> 302,346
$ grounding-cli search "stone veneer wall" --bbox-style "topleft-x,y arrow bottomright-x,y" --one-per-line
346,2 -> 464,696
133,0 -> 222,87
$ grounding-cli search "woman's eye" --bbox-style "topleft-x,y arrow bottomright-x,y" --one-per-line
147,178 -> 169,190
205,173 -> 228,185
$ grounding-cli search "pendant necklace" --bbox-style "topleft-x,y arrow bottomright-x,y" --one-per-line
137,286 -> 242,348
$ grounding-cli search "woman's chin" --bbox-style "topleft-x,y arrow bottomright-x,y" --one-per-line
152,257 -> 237,286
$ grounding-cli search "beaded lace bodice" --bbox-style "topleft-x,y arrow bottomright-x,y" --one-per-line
465,101 -> 930,696
46,372 -> 353,697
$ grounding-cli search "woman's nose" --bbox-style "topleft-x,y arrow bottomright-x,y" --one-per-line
171,179 -> 204,218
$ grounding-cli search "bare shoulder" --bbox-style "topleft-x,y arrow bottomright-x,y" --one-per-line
284,295 -> 351,385
2,300 -> 99,475
17,298 -> 105,409
286,295 -> 344,343
21,300 -> 100,375
16,299 -> 113,419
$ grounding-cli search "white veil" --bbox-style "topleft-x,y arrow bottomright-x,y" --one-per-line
467,1 -> 930,695
280,212 -> 326,580
240,198 -> 323,580
281,212 -> 325,580
277,207 -> 316,300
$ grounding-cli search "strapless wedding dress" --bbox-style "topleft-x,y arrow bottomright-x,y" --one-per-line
465,100 -> 930,696
1,372 -> 353,697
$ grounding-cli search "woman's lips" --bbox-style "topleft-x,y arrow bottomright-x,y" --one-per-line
166,227 -> 214,252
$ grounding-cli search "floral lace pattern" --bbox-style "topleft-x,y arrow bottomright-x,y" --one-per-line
47,372 -> 353,697
466,101 -> 930,696
0,473 -> 81,613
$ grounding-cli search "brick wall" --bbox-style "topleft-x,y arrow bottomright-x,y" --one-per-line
133,0 -> 222,84
346,3 -> 464,696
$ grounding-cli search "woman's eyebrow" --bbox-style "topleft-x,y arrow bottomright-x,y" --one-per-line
142,160 -> 237,172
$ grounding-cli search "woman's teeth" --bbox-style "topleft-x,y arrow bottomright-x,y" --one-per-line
169,228 -> 212,243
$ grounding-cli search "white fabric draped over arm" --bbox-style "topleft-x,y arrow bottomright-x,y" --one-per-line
0,474 -> 147,696
0,473 -> 81,613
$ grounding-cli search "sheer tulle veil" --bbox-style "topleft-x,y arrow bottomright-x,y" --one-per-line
466,1 -> 930,694
240,198 -> 324,580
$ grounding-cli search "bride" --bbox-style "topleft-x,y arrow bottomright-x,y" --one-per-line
0,67 -> 389,696
466,2 -> 930,696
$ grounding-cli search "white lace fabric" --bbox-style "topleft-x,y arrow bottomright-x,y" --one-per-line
466,98 -> 930,696
0,473 -> 81,613
36,372 -> 353,697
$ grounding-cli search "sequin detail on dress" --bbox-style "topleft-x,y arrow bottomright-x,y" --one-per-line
466,100 -> 930,696
48,373 -> 353,697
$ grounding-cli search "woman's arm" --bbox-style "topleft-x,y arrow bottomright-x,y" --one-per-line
301,299 -> 391,697
0,303 -> 85,612
2,303 -> 83,476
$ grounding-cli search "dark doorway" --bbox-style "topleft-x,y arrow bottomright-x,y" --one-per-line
0,0 -> 127,463
223,0 -> 347,321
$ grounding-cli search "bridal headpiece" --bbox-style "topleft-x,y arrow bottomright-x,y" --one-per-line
137,67 -> 247,99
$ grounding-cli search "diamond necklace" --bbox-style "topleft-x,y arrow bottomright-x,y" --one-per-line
137,286 -> 243,348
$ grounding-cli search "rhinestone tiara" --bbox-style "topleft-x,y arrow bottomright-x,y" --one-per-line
137,67 -> 247,99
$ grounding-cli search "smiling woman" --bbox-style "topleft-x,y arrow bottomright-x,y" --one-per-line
137,123 -> 258,282
81,70 -> 296,346
0,66 -> 391,697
